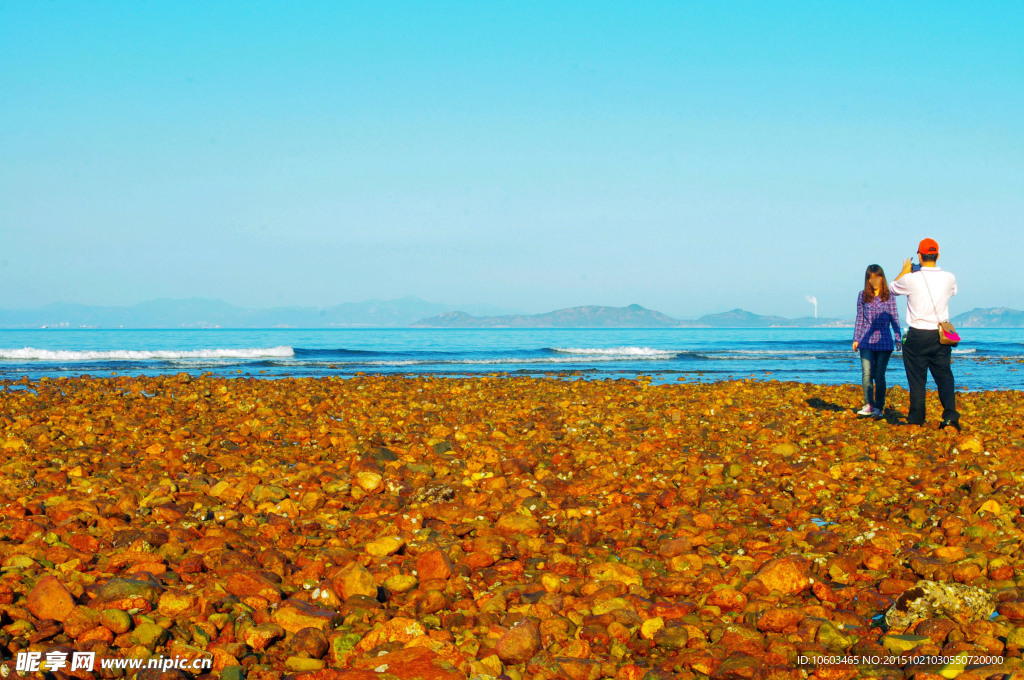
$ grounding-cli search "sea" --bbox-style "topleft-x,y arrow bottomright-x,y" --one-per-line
1,328 -> 1022,391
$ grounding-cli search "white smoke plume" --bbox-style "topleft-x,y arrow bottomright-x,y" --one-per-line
805,295 -> 818,318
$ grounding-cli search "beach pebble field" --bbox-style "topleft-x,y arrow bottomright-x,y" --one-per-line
1,374 -> 1023,679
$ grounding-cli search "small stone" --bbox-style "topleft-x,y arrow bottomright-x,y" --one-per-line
27,575 -> 76,622
336,562 -> 378,600
64,605 -> 102,638
291,627 -> 329,658
365,536 -> 405,557
91,577 -> 162,612
132,622 -> 170,649
384,574 -> 418,594
355,471 -> 382,492
353,646 -> 464,679
653,625 -> 689,651
496,514 -> 543,537
591,597 -> 634,616
226,571 -> 283,603
100,608 -> 133,635
496,619 -> 542,665
756,608 -> 806,633
881,634 -> 930,653
996,599 -> 1024,621
956,435 -> 984,454
285,656 -> 327,671
640,617 -> 664,640
273,599 -> 343,634
710,654 -> 764,680
416,549 -> 454,581
772,443 -> 798,456
706,586 -> 747,612
587,562 -> 643,588
240,622 -> 285,651
157,589 -> 198,617
751,557 -> 810,595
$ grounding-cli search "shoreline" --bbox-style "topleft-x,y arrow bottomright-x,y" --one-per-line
1,375 -> 1022,678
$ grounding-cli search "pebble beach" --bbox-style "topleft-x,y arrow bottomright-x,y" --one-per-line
2,374 -> 1024,679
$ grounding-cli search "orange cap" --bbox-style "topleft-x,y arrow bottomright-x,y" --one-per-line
918,238 -> 939,255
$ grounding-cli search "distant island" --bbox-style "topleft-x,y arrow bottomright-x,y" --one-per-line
0,296 -> 518,329
413,305 -> 852,328
951,307 -> 1024,328
0,298 -> 1019,329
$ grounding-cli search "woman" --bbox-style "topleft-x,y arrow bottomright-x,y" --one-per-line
852,264 -> 902,417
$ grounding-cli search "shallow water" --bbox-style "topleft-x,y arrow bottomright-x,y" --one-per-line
1,327 -> 1021,390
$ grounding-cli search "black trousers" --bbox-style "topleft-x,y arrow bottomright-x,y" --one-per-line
902,327 -> 959,425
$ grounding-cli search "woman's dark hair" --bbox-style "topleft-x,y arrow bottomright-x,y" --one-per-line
863,264 -> 890,302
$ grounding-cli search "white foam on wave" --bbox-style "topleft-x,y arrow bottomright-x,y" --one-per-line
269,355 -> 675,368
952,348 -> 976,354
0,346 -> 295,361
553,346 -> 679,358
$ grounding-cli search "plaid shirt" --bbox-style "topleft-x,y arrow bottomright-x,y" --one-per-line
853,292 -> 901,351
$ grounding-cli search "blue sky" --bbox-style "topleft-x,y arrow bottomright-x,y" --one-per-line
2,2 -> 1021,319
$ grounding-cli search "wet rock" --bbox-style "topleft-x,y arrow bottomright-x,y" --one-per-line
496,619 -> 542,665
416,548 -> 454,581
756,608 -> 806,633
653,624 -> 689,650
353,646 -> 465,679
241,622 -> 285,651
365,535 -> 405,557
751,557 -> 810,595
132,621 -> 169,648
99,608 -> 133,634
158,589 -> 199,617
90,576 -> 162,612
27,575 -> 76,622
291,627 -> 329,658
273,599 -> 343,633
335,562 -> 378,600
885,580 -> 995,629
226,570 -> 283,602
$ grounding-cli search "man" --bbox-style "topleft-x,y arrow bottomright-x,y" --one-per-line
889,238 -> 960,430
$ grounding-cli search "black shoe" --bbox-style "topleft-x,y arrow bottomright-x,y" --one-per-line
939,419 -> 961,432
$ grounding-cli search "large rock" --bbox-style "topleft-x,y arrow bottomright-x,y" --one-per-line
751,557 -> 810,595
365,536 -> 405,557
273,599 -> 343,634
352,646 -> 465,679
416,549 -> 454,582
226,570 -> 283,602
336,563 -> 378,599
241,622 -> 286,651
27,575 -> 76,622
90,577 -> 162,612
496,619 -> 542,665
885,580 -> 994,629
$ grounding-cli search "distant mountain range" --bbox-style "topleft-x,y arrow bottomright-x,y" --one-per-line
413,305 -> 852,328
951,307 -> 1024,328
0,297 -> 518,329
1,299 -> 1019,329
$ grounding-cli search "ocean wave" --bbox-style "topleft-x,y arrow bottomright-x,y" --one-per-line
0,346 -> 295,361
711,349 -> 842,355
265,354 -> 680,367
552,346 -> 679,358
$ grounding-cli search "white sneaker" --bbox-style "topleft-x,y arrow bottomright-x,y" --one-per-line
857,404 -> 874,416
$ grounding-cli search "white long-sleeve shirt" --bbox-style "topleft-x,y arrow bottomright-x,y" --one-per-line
889,266 -> 957,330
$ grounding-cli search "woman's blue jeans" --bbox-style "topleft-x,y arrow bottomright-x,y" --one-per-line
860,348 -> 893,411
